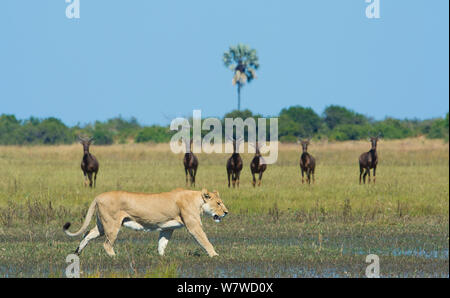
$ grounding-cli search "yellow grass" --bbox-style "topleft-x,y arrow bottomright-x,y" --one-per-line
0,137 -> 448,218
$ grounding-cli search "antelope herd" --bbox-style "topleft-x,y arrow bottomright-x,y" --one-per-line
78,135 -> 382,188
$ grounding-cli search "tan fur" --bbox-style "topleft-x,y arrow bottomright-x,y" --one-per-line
63,188 -> 228,257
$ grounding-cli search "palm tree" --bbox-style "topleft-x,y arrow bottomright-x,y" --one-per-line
223,44 -> 259,111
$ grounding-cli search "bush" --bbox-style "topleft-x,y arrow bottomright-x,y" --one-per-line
0,116 -> 72,145
34,118 -> 73,144
427,113 -> 449,140
0,115 -> 21,145
279,106 -> 321,140
323,105 -> 368,130
328,124 -> 371,141
92,128 -> 114,145
374,118 -> 416,139
223,109 -> 255,120
135,126 -> 172,143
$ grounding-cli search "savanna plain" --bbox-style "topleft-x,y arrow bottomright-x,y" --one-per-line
0,138 -> 448,277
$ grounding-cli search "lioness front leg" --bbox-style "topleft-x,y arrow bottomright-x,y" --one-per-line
184,218 -> 218,257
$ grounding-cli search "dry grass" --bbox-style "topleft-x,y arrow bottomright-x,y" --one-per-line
0,138 -> 447,218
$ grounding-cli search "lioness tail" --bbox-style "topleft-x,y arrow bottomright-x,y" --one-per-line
63,199 -> 97,237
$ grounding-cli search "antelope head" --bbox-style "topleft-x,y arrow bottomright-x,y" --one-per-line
78,136 -> 94,154
227,135 -> 244,153
368,133 -> 381,150
180,137 -> 193,153
249,141 -> 262,157
298,137 -> 311,153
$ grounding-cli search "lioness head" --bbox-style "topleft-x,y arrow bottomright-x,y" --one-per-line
201,189 -> 229,222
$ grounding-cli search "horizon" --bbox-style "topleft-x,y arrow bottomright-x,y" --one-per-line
1,104 -> 448,128
1,1 -> 449,126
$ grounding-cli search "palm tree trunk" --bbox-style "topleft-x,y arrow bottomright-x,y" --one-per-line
237,83 -> 241,111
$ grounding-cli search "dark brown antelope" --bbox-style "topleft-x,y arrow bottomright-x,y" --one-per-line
79,136 -> 99,188
359,134 -> 380,184
299,138 -> 316,185
226,137 -> 243,188
250,142 -> 267,187
183,138 -> 198,187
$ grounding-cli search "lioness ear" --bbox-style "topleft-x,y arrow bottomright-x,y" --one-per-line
201,189 -> 210,200
212,190 -> 220,196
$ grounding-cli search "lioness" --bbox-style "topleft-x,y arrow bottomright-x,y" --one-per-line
63,188 -> 228,257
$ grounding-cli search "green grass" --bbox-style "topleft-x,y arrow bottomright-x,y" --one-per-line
0,138 -> 448,277
0,215 -> 447,277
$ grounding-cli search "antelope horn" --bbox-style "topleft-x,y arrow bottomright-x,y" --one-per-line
78,135 -> 88,142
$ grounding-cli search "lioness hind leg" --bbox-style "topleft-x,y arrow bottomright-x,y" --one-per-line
102,224 -> 121,257
103,241 -> 116,256
75,225 -> 103,255
158,229 -> 174,256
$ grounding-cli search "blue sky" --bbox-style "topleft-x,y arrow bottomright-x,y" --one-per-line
1,0 -> 448,126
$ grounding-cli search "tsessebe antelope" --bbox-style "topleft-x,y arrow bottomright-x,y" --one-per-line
79,136 -> 99,188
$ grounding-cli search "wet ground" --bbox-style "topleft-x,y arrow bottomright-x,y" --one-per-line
0,214 -> 448,278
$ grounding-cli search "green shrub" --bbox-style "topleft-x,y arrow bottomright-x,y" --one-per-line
427,113 -> 449,140
328,124 -> 370,141
135,126 -> 172,143
92,128 -> 114,145
373,118 -> 416,139
323,105 -> 368,130
279,106 -> 321,139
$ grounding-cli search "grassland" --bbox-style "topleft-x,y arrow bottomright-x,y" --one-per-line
0,138 -> 448,277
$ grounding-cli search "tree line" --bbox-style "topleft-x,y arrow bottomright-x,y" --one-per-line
0,105 -> 448,145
